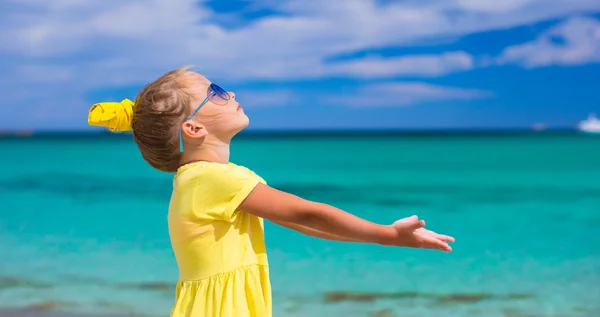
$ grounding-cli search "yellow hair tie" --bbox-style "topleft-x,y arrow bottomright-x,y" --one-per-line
88,98 -> 135,132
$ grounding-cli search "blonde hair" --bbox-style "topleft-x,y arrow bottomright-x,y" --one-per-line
131,66 -> 195,173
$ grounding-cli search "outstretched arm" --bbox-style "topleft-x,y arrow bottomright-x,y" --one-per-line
239,183 -> 453,251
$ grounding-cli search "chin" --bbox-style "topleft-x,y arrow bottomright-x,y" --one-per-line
231,117 -> 250,135
240,113 -> 250,128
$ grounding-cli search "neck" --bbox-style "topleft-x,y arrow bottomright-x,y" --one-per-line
180,135 -> 231,165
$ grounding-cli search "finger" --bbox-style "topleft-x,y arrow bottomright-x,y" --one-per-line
394,215 -> 418,225
429,231 -> 455,243
407,219 -> 425,231
439,235 -> 455,243
420,228 -> 440,239
420,228 -> 436,236
422,229 -> 455,243
393,218 -> 424,232
421,236 -> 452,252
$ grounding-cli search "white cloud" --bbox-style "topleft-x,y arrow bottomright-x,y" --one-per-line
326,82 -> 492,107
3,0 -> 600,82
497,16 -> 600,67
1,0 -> 600,128
455,0 -> 537,14
326,52 -> 474,78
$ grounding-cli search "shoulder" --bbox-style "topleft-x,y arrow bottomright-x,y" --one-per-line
228,162 -> 267,184
172,161 -> 263,222
175,161 -> 265,186
175,161 -> 244,178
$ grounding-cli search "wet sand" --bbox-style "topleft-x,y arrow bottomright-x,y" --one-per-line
0,310 -> 146,317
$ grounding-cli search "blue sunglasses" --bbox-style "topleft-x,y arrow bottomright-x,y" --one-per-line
180,83 -> 230,152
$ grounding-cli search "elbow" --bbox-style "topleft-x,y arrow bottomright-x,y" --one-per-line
285,202 -> 326,227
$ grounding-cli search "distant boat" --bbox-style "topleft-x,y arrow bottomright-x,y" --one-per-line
577,113 -> 600,134
532,123 -> 547,131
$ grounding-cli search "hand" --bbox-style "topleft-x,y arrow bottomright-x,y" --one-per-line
390,215 -> 454,252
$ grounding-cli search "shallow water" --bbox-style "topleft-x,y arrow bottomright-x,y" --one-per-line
1,133 -> 599,317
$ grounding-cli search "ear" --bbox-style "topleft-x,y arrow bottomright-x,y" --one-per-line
181,120 -> 208,139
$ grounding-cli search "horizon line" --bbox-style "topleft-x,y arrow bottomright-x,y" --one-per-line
0,127 -> 584,138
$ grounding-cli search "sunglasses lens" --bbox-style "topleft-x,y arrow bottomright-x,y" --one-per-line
208,83 -> 230,105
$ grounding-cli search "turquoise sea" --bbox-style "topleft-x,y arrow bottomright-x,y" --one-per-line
1,132 -> 599,317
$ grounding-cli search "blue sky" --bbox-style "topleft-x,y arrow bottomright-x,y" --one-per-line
1,0 -> 599,131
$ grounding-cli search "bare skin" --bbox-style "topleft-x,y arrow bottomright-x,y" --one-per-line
178,71 -> 455,251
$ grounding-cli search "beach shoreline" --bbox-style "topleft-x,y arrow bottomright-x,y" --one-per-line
0,309 -> 146,317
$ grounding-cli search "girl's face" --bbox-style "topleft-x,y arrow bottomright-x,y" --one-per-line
184,72 -> 249,138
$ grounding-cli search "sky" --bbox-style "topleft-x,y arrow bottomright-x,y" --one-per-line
1,0 -> 599,131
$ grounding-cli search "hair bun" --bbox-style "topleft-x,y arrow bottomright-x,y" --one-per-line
88,98 -> 135,132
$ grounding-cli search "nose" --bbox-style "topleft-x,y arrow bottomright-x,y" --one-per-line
229,92 -> 235,99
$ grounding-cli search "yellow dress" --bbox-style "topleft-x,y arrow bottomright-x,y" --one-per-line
168,161 -> 271,317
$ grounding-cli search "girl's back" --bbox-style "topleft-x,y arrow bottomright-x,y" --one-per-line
168,161 -> 271,317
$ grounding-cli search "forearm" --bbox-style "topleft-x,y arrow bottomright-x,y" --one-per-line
273,221 -> 365,242
296,202 -> 396,245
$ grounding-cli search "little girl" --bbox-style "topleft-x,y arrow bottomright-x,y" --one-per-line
88,66 -> 454,317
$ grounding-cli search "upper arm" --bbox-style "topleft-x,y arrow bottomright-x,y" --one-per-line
239,182 -> 318,223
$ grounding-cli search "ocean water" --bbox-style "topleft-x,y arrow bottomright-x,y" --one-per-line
0,133 -> 599,317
